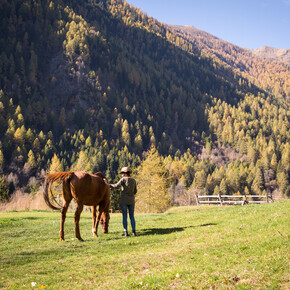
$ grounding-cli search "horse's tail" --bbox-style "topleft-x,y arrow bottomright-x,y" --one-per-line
43,172 -> 74,210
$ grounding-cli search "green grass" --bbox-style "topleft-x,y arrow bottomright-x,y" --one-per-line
0,202 -> 289,289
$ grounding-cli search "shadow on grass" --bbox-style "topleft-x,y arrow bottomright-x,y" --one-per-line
0,216 -> 40,222
2,246 -> 80,268
140,227 -> 184,235
199,223 -> 217,227
139,223 -> 218,236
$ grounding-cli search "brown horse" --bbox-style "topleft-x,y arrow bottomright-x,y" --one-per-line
43,171 -> 110,241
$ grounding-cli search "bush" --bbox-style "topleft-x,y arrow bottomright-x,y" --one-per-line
0,176 -> 10,202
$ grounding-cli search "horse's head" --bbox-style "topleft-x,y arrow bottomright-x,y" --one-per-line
100,212 -> 110,233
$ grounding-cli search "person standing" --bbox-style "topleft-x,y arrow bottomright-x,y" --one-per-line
110,167 -> 137,237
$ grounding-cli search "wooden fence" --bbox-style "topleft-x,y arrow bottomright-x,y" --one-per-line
195,194 -> 270,206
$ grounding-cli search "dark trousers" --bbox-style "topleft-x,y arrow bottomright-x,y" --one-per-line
120,204 -> 136,231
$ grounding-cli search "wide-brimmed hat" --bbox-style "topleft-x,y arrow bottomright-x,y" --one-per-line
120,167 -> 131,174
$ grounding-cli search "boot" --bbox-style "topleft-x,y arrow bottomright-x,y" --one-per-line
132,230 -> 137,237
124,230 -> 129,237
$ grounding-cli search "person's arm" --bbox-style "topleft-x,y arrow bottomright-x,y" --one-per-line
110,178 -> 123,188
134,180 -> 137,195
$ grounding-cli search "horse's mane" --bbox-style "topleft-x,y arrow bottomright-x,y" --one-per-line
94,172 -> 108,184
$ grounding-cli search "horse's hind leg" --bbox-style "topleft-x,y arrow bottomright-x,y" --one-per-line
60,200 -> 71,241
92,206 -> 97,237
74,202 -> 84,241
60,181 -> 72,241
94,208 -> 106,237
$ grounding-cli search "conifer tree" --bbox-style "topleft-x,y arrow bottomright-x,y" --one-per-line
220,178 -> 228,195
206,174 -> 214,194
26,128 -> 35,145
0,149 -> 4,171
244,186 -> 250,196
38,131 -> 46,144
0,175 -> 9,202
281,144 -> 290,172
270,153 -> 278,173
183,163 -> 195,188
135,146 -> 169,213
32,138 -> 41,152
13,127 -> 25,146
27,150 -> 37,169
277,171 -> 289,196
192,170 -> 207,190
44,139 -> 54,159
29,49 -> 38,84
16,112 -> 24,127
134,134 -> 143,152
72,151 -> 92,172
121,119 -> 130,146
48,154 -> 63,173
85,136 -> 92,148
213,185 -> 220,196
251,165 -> 264,195
247,146 -> 257,164
169,160 -> 184,184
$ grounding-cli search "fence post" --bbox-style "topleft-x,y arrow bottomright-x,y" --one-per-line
218,194 -> 222,206
242,194 -> 247,205
195,194 -> 199,206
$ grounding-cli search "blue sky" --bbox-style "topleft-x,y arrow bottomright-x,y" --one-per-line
126,0 -> 290,49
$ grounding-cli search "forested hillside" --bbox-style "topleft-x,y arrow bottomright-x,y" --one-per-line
169,25 -> 290,99
0,0 -> 289,207
252,46 -> 290,64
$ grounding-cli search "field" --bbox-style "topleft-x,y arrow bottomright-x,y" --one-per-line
0,201 -> 289,289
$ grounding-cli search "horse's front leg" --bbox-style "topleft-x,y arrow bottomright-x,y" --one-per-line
94,210 -> 103,238
74,203 -> 84,241
92,206 -> 97,237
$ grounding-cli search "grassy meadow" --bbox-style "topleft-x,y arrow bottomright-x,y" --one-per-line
0,201 -> 289,289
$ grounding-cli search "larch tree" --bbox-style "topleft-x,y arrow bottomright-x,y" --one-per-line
135,146 -> 170,213
133,134 -> 143,152
121,119 -> 130,147
13,127 -> 25,146
48,153 -> 63,173
27,150 -> 37,170
192,169 -> 207,190
26,128 -> 35,145
251,164 -> 264,195
71,151 -> 92,172
32,138 -> 41,152
277,171 -> 289,196
219,178 -> 228,195
0,149 -> 4,171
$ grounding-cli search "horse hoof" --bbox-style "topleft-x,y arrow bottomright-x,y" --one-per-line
92,229 -> 98,237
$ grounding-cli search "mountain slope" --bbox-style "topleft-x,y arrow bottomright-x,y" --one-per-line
168,25 -> 290,99
252,46 -> 290,64
0,0 -> 289,198
0,0 -> 254,147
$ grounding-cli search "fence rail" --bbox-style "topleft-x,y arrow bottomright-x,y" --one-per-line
195,194 -> 270,206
